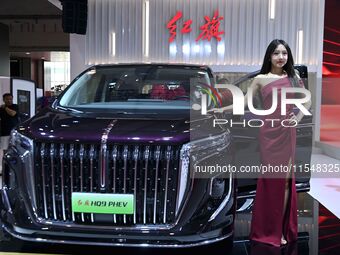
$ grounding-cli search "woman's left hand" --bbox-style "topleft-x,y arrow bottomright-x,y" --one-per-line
289,112 -> 299,125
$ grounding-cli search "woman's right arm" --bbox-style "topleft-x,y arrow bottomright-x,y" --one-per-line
243,76 -> 262,109
209,76 -> 262,113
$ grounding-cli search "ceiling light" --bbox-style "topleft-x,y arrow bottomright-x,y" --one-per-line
269,0 -> 276,19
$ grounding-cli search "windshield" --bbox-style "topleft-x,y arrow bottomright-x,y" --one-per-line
59,65 -> 212,113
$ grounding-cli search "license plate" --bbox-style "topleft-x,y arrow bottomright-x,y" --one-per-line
72,193 -> 134,214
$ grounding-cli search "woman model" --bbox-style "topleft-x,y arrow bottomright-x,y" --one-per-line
212,39 -> 312,247
249,39 -> 312,247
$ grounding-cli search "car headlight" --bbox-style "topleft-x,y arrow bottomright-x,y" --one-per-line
190,131 -> 231,161
176,132 -> 231,214
8,129 -> 37,209
9,129 -> 33,154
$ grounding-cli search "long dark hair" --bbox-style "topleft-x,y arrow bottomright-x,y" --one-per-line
260,39 -> 298,85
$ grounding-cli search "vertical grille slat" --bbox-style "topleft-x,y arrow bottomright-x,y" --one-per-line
79,144 -> 85,222
79,145 -> 84,191
60,144 -> 66,221
40,143 -> 48,219
99,142 -> 108,191
112,145 -> 117,224
163,146 -> 171,224
34,142 -> 183,226
69,144 -> 75,222
50,143 -> 57,220
143,145 -> 150,225
133,145 -> 139,224
123,145 -> 128,224
89,145 -> 95,223
153,146 -> 161,224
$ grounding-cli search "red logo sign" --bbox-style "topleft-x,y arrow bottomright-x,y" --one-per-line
196,10 -> 224,42
167,10 -> 224,43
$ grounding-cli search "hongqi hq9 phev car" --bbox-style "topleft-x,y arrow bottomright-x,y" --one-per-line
0,64 -> 312,247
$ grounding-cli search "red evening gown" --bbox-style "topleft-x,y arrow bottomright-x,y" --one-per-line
249,77 -> 298,247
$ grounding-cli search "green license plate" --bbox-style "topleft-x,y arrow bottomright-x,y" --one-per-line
72,192 -> 134,214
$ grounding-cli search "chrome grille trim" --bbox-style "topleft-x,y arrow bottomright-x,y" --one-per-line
143,145 -> 150,225
99,142 -> 107,190
133,146 -> 139,224
153,146 -> 160,224
40,143 -> 48,219
59,144 -> 66,221
79,144 -> 84,191
112,145 -> 117,224
123,145 -> 128,224
99,120 -> 117,190
50,143 -> 57,220
33,142 -> 182,227
79,144 -> 85,222
69,144 -> 75,221
89,145 -> 95,223
163,146 -> 171,224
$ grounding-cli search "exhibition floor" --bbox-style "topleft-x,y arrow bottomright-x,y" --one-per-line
0,154 -> 339,255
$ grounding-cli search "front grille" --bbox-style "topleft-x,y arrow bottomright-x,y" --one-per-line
33,142 -> 181,226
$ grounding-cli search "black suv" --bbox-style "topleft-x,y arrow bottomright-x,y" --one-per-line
0,64 -> 312,247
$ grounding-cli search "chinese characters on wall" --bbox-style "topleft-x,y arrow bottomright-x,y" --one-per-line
167,10 -> 224,43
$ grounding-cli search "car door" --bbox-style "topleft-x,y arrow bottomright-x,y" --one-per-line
218,65 -> 313,200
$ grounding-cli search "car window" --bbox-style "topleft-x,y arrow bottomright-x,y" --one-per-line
59,66 -> 212,113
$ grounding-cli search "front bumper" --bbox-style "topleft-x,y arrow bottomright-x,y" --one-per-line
2,221 -> 233,248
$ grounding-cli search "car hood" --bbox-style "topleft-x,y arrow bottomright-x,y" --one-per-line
19,109 -> 191,144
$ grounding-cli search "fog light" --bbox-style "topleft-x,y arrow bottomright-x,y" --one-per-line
210,178 -> 225,199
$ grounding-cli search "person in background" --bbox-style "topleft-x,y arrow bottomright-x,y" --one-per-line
0,93 -> 19,174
